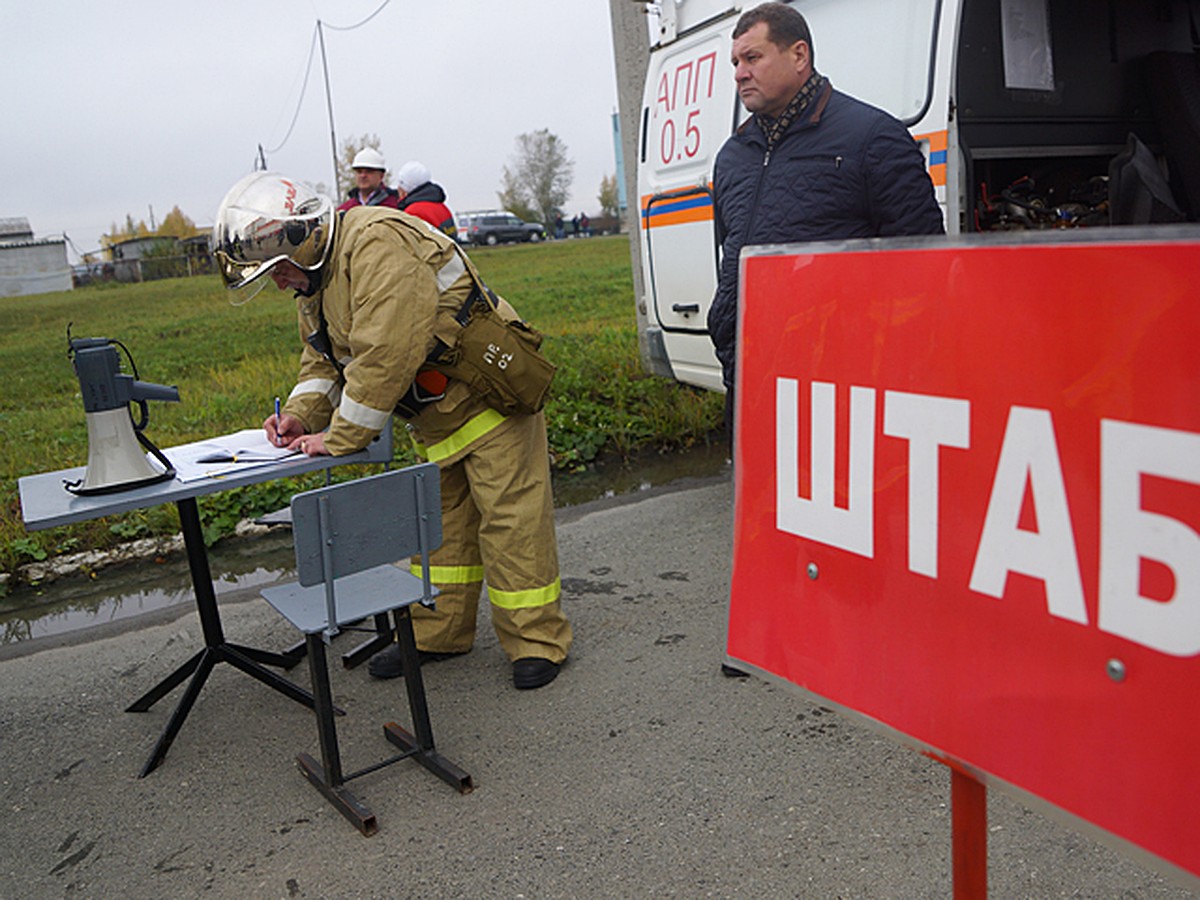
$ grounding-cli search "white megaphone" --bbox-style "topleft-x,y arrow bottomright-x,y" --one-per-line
65,335 -> 180,495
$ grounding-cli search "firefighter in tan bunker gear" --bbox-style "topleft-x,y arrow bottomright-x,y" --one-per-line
213,172 -> 571,690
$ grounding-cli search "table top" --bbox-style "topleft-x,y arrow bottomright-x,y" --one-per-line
19,428 -> 394,531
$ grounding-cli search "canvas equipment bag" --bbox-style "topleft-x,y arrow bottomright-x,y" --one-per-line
424,284 -> 556,417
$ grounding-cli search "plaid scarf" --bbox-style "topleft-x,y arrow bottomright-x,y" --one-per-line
756,71 -> 826,149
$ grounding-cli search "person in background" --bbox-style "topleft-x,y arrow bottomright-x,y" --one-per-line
395,160 -> 456,238
213,172 -> 571,690
336,147 -> 400,212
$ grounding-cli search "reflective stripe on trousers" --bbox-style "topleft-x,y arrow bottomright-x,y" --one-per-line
409,565 -> 561,609
409,410 -> 572,662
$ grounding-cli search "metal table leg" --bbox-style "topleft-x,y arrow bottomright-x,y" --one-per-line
126,497 -> 321,776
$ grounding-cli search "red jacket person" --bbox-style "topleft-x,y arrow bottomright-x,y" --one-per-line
395,160 -> 457,238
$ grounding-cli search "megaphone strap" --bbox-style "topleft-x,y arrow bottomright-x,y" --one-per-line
63,430 -> 176,496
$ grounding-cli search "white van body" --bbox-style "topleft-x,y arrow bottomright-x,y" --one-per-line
635,0 -> 1200,390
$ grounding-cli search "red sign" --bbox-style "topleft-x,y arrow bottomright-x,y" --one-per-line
727,234 -> 1200,880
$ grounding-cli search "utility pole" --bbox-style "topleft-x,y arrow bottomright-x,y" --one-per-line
608,0 -> 652,368
317,20 -> 339,198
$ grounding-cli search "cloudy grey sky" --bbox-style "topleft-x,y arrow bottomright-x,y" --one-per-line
1,1 -> 623,260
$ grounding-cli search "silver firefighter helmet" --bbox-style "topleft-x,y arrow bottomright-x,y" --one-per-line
212,172 -> 334,301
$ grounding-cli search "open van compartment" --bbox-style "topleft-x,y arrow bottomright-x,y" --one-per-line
954,0 -> 1200,231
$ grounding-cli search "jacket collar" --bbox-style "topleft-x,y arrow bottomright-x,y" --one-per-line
345,185 -> 399,207
400,181 -> 446,206
736,77 -> 835,144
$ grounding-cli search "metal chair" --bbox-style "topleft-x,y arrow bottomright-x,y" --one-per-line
261,463 -> 472,835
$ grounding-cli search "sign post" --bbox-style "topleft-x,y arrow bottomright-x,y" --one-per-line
726,230 -> 1200,886
951,768 -> 987,899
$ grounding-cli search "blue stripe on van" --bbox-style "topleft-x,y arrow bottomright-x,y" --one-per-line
642,193 -> 713,222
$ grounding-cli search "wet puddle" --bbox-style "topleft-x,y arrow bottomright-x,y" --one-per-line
1,442 -> 729,645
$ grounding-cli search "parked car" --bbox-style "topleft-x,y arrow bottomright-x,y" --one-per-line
461,211 -> 545,246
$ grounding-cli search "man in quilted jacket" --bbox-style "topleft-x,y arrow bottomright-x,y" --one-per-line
709,2 -> 945,434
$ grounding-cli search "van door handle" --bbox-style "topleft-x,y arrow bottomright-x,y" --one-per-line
672,303 -> 700,314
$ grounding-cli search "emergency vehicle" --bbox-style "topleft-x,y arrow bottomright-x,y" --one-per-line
634,0 -> 1200,390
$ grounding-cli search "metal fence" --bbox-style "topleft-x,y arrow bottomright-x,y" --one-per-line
73,252 -> 215,287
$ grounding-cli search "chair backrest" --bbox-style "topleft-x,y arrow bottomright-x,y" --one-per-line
290,462 -> 442,587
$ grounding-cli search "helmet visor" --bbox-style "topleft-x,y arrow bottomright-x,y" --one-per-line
214,247 -> 290,293
223,265 -> 277,306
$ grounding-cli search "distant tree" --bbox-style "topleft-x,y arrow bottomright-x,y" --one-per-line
157,206 -> 198,238
141,236 -> 189,279
496,171 -> 539,223
498,129 -> 573,227
101,214 -> 151,255
598,173 -> 619,218
334,133 -> 390,200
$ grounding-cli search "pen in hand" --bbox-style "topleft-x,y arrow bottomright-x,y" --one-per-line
274,396 -> 282,446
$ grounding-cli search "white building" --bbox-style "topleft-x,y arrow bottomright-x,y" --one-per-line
0,218 -> 72,297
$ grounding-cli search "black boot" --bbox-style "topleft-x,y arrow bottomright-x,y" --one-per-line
367,644 -> 466,679
512,657 -> 561,689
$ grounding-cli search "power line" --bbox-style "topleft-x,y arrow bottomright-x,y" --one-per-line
263,24 -> 319,156
258,1 -> 392,184
322,0 -> 390,31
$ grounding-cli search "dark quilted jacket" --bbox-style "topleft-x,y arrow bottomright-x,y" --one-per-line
708,81 -> 945,388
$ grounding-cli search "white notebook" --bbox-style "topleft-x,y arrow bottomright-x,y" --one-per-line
158,429 -> 302,482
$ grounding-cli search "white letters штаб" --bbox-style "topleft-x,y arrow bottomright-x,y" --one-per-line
774,378 -> 1200,657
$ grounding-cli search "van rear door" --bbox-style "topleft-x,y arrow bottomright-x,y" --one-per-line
639,11 -> 740,390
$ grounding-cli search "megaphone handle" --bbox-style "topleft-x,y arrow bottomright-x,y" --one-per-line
132,398 -> 149,431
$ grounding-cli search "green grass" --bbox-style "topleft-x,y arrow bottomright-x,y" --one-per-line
0,235 -> 722,579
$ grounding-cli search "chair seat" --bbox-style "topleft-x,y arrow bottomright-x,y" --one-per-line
262,564 -> 437,635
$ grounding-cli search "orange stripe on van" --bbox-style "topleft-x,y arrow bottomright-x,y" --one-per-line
914,130 -> 948,186
916,129 -> 948,152
640,190 -> 714,230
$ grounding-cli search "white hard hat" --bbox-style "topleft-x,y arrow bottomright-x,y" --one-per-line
212,172 -> 334,301
351,147 -> 386,171
396,160 -> 431,192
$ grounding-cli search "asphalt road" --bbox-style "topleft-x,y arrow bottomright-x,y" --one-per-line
0,473 -> 1194,898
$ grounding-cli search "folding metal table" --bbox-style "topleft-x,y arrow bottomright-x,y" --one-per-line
17,429 -> 392,777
